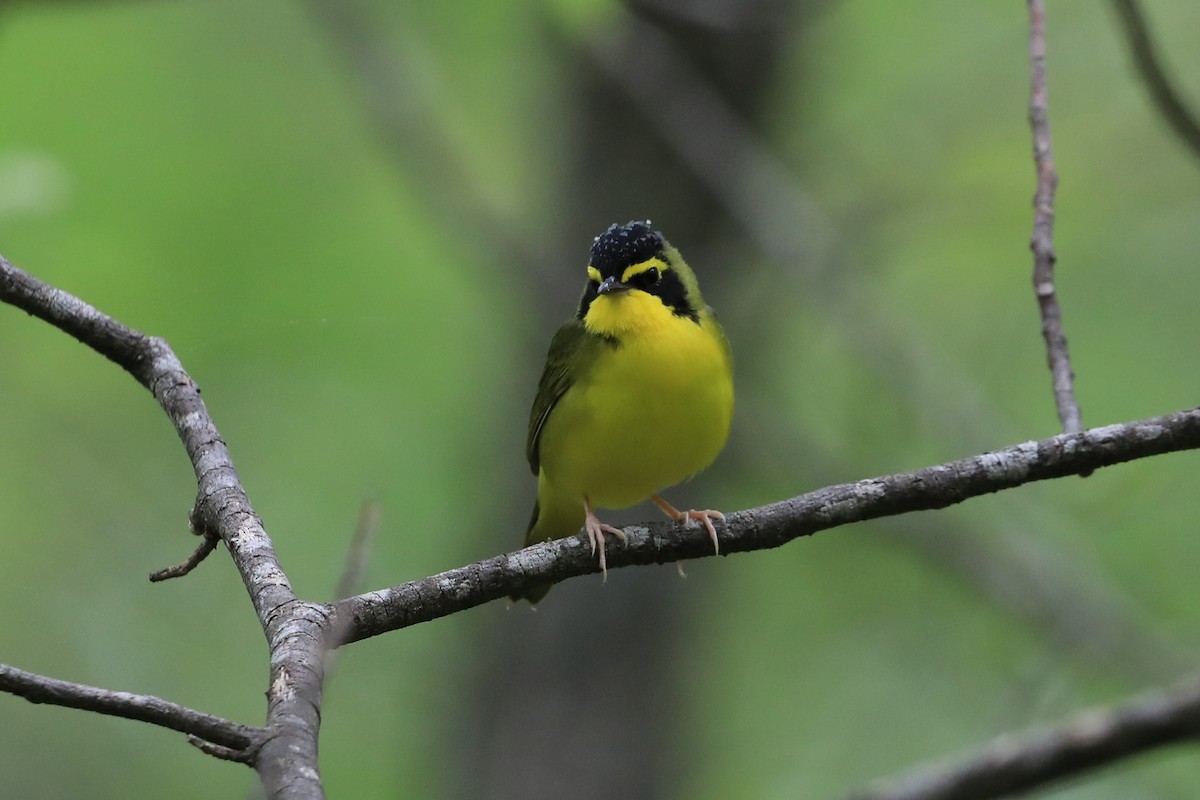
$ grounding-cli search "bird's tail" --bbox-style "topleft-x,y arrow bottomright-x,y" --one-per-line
508,500 -> 554,605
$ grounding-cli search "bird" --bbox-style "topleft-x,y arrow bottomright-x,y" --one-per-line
511,220 -> 734,604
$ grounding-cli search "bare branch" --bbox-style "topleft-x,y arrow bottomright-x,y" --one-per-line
1111,0 -> 1200,162
334,407 -> 1200,643
0,254 -> 326,800
1028,0 -> 1083,434
0,256 -> 293,618
0,663 -> 260,754
843,674 -> 1200,800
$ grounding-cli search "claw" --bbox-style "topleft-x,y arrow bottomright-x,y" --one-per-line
652,495 -> 724,555
583,496 -> 625,582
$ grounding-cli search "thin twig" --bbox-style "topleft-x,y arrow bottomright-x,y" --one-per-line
843,674 -> 1200,800
149,533 -> 221,582
0,664 -> 260,752
1028,0 -> 1083,434
324,501 -> 382,671
333,500 -> 381,602
1111,0 -> 1200,161
187,734 -> 258,764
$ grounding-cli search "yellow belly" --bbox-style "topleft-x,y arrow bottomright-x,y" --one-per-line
537,313 -> 733,515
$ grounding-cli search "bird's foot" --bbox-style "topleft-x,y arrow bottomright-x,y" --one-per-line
584,498 -> 626,582
652,495 -> 724,555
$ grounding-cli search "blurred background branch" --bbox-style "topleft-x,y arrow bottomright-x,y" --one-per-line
845,674 -> 1200,800
1111,0 -> 1200,161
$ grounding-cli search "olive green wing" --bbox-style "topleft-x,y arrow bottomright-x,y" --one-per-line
526,321 -> 607,475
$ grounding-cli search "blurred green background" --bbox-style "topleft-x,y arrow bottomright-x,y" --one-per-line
2,1 -> 1199,798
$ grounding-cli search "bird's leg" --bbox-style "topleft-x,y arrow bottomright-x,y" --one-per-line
652,495 -> 724,555
583,495 -> 626,582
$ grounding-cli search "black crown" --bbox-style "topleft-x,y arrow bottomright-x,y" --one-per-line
590,221 -> 663,273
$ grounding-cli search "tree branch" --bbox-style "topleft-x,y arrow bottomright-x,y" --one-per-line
1028,0 -> 1083,434
334,406 -> 1200,643
0,254 -> 326,800
842,674 -> 1200,800
1111,0 -> 1200,162
0,664 -> 260,755
0,257 -> 289,618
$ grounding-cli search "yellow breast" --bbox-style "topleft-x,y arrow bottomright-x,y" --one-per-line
538,291 -> 733,510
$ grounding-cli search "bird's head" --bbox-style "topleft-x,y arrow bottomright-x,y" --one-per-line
577,220 -> 705,337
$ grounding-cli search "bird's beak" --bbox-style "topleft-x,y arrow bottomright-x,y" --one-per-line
597,276 -> 631,295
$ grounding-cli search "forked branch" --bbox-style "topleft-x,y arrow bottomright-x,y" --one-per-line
0,255 -> 325,800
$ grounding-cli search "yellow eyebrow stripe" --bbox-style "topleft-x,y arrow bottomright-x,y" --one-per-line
587,266 -> 603,283
620,258 -> 667,284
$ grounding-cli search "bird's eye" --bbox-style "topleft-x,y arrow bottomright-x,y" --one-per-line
640,267 -> 661,287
